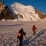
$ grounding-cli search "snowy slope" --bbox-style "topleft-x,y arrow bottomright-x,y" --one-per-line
0,19 -> 46,46
11,2 -> 40,21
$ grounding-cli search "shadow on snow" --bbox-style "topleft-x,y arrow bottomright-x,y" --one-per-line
23,29 -> 45,46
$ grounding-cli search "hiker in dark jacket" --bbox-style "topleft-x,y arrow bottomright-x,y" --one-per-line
32,25 -> 37,35
17,28 -> 26,46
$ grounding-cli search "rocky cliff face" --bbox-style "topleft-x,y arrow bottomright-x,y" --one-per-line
35,10 -> 46,19
0,2 -> 15,20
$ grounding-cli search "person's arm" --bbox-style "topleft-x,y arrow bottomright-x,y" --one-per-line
23,31 -> 26,38
36,28 -> 37,29
35,26 -> 37,29
23,31 -> 26,35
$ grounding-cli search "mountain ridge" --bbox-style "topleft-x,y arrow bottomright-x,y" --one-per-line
0,2 -> 15,20
0,2 -> 46,21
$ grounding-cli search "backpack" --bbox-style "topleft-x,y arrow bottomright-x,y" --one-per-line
32,26 -> 35,31
18,32 -> 22,37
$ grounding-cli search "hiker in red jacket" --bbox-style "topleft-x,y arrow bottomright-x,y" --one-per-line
32,25 -> 37,35
17,28 -> 26,46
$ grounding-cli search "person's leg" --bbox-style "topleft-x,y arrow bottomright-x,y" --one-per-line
33,31 -> 36,35
19,39 -> 22,46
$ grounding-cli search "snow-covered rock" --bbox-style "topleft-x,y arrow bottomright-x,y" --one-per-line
11,2 -> 40,21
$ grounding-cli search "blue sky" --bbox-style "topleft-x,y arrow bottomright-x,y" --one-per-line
0,0 -> 46,13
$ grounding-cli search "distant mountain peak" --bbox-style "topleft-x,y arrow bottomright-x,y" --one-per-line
11,2 -> 40,21
11,2 -> 35,13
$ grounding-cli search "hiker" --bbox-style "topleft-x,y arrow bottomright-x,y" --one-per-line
17,28 -> 26,46
32,25 -> 37,35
